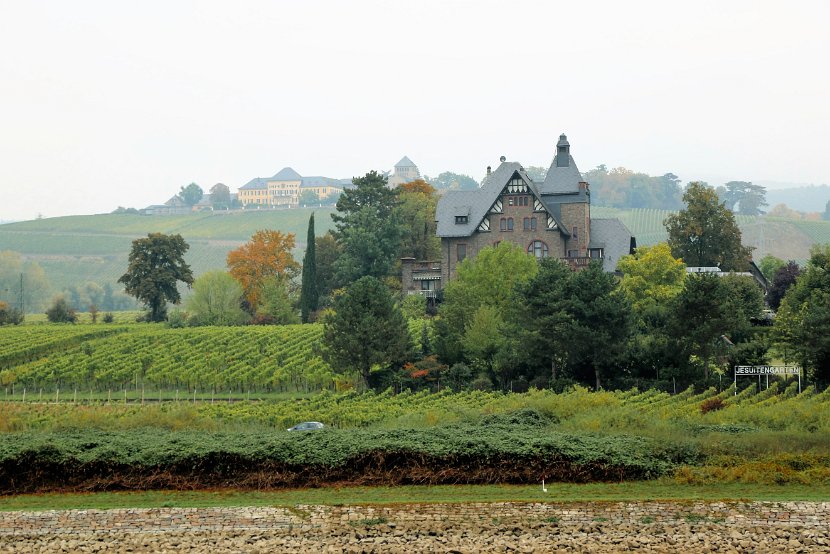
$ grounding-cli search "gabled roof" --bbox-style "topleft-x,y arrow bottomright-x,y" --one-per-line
270,167 -> 302,181
436,161 -> 569,238
395,156 -> 416,168
239,177 -> 267,190
589,218 -> 634,272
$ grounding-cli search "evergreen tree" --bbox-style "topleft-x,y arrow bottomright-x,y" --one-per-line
300,213 -> 319,322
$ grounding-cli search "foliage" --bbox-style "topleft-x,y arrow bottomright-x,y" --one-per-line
436,243 -> 538,365
400,294 -> 426,321
185,270 -> 248,326
428,171 -> 479,190
717,181 -> 768,215
582,166 -> 683,210
209,183 -> 231,209
774,245 -> 830,383
255,277 -> 299,325
396,181 -> 440,260
758,254 -> 786,282
300,214 -> 318,323
322,276 -> 411,388
314,231 -> 341,301
299,189 -> 320,205
332,171 -> 402,284
0,251 -> 51,312
768,261 -> 801,311
178,183 -> 204,207
617,243 -> 686,314
227,229 -> 299,312
118,233 -> 194,322
516,260 -> 634,390
0,301 -> 23,326
664,182 -> 753,271
45,296 -> 77,324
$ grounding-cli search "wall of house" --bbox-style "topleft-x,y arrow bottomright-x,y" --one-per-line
559,199 -> 590,257
441,192 -> 569,281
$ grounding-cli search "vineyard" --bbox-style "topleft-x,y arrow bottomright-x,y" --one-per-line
0,324 -> 335,393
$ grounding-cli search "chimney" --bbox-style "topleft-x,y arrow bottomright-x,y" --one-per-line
556,134 -> 570,168
486,166 -> 491,175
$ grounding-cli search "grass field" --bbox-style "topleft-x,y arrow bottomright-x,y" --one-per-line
2,482 -> 828,511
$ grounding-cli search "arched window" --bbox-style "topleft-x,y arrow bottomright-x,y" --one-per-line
507,218 -> 514,231
527,240 -> 549,259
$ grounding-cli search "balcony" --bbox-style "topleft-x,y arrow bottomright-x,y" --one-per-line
407,290 -> 438,299
560,256 -> 593,270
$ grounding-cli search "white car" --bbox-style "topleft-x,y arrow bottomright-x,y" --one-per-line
287,421 -> 325,432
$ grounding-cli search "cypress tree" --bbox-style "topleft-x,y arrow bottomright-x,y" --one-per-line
300,213 -> 319,322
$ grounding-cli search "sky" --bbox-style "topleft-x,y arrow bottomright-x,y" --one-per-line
1,0 -> 829,221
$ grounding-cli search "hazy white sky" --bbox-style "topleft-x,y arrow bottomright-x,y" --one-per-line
1,0 -> 828,221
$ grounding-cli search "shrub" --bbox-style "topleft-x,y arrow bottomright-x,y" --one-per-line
102,313 -> 114,324
0,302 -> 24,325
700,397 -> 727,414
45,297 -> 77,324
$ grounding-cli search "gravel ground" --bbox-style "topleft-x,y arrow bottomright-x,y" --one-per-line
2,503 -> 829,553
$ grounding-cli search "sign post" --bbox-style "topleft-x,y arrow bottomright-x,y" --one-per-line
733,366 -> 802,395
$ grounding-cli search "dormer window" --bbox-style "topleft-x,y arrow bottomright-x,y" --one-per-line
455,215 -> 468,224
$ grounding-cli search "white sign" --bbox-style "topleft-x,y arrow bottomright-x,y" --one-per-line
734,365 -> 801,376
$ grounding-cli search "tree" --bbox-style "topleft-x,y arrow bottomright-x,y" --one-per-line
185,270 -> 248,326
314,231 -> 342,300
0,301 -> 23,325
758,254 -> 786,283
664,182 -> 753,271
178,183 -> 204,207
331,172 -> 403,285
768,261 -> 802,311
429,171 -> 479,190
523,166 -> 547,182
717,181 -> 767,215
209,183 -> 231,209
255,277 -> 299,324
516,260 -> 633,389
0,251 -> 51,312
774,246 -> 830,383
45,295 -> 77,323
435,242 -> 538,366
668,273 -> 734,379
118,233 -> 194,322
824,200 -> 830,221
300,214 -> 318,322
299,189 -> 320,206
396,181 -> 440,260
322,276 -> 411,388
767,203 -> 802,219
616,243 -> 686,314
227,229 -> 300,312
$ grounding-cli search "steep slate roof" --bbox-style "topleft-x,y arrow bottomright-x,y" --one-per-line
240,177 -> 267,190
301,176 -> 347,188
436,161 -> 569,238
395,156 -> 416,168
271,167 -> 303,181
589,218 -> 634,272
540,155 -> 583,194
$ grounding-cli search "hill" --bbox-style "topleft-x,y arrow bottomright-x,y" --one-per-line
3,207 -> 830,311
0,209 -> 336,309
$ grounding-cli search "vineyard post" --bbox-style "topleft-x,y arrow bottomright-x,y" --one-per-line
124,389 -> 127,404
175,389 -> 179,402
141,385 -> 145,405
55,388 -> 59,404
22,388 -> 25,402
39,389 -> 42,402
73,388 -> 77,404
193,388 -> 196,403
107,389 -> 111,403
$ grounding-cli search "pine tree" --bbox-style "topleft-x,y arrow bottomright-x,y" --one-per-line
300,213 -> 318,322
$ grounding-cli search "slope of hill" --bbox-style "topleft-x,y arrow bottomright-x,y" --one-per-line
0,209 -> 336,308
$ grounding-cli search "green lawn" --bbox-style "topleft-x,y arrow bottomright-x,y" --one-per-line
2,482 -> 828,512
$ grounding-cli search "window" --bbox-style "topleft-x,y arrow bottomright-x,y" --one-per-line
421,280 -> 433,291
523,217 -> 530,231
507,218 -> 514,231
572,226 -> 578,240
455,215 -> 468,224
530,217 -> 537,231
457,243 -> 467,262
567,249 -> 580,258
500,218 -> 506,231
589,248 -> 604,259
527,240 -> 549,258
508,197 -> 514,206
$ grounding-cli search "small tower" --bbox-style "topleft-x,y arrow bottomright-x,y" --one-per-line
555,134 -> 570,167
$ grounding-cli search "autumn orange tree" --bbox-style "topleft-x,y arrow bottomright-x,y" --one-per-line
227,230 -> 300,312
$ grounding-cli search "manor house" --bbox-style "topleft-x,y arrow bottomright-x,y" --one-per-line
401,134 -> 636,298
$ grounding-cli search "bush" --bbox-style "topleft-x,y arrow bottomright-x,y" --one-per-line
0,302 -> 23,325
45,297 -> 77,324
700,397 -> 727,414
102,313 -> 114,324
166,310 -> 189,328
